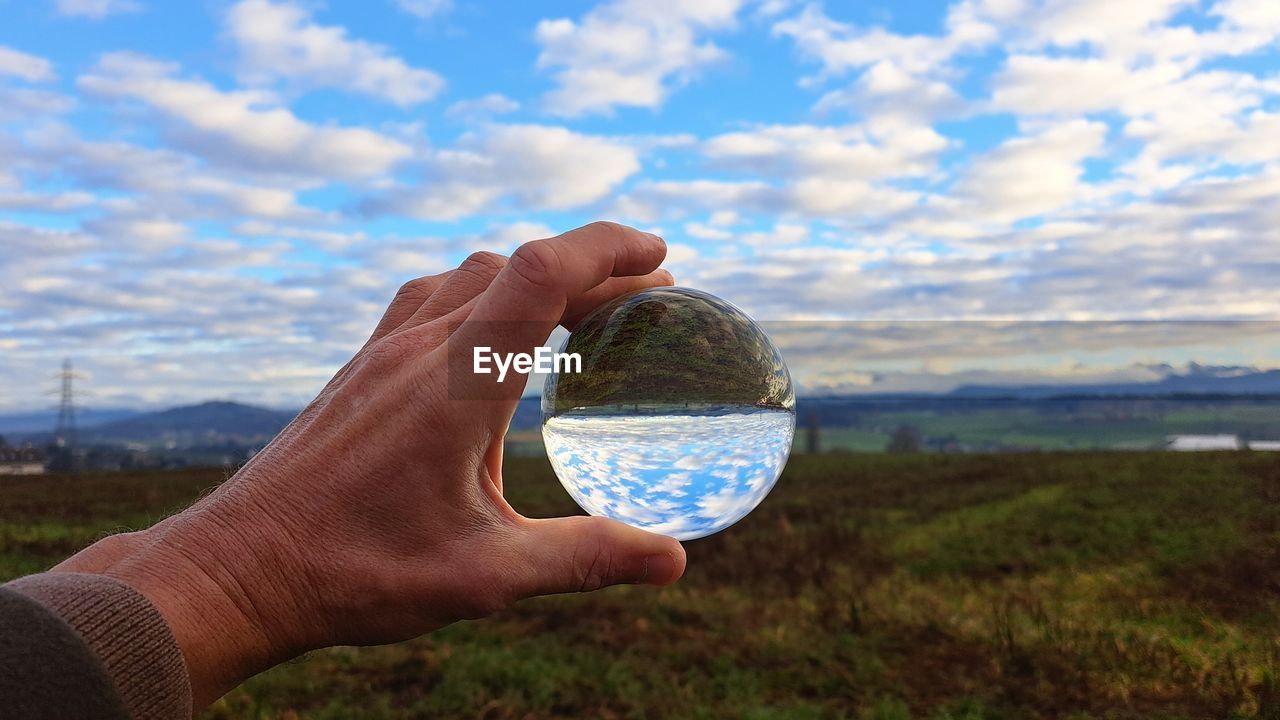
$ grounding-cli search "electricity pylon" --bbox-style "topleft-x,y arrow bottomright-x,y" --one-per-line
47,358 -> 88,472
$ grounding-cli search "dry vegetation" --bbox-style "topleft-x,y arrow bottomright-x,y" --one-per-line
3,451 -> 1279,719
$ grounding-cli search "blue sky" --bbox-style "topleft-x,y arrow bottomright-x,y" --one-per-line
1,0 -> 1279,410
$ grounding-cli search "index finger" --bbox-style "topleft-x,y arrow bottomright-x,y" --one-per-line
445,221 -> 666,402
487,221 -> 665,325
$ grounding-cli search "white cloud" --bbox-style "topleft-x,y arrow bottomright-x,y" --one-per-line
226,0 -> 444,107
83,214 -> 190,251
1018,0 -> 1194,52
992,53 -> 1279,183
608,119 -> 945,222
0,240 -> 396,410
54,0 -> 142,20
615,179 -> 769,221
78,52 -> 412,179
535,0 -> 745,116
445,93 -> 520,119
0,87 -> 74,120
709,210 -> 739,226
346,237 -> 450,277
770,3 -> 988,131
773,5 -> 969,78
0,222 -> 97,261
703,122 -> 948,182
953,120 -> 1109,223
992,55 -> 1158,115
365,124 -> 641,219
456,221 -> 556,255
0,46 -> 55,82
1215,0 -> 1280,34
344,221 -> 560,269
684,221 -> 733,240
15,135 -> 318,222
963,0 -> 1280,65
233,222 -> 366,251
741,222 -> 809,247
0,191 -> 94,211
616,176 -> 921,223
815,60 -> 964,122
993,55 -> 1269,123
789,178 -> 920,217
392,0 -> 452,20
677,165 -> 1280,322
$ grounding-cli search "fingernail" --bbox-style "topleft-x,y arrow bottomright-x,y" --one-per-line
640,553 -> 678,584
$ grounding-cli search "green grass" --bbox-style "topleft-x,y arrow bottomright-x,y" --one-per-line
3,452 -> 1280,719
803,403 -> 1280,452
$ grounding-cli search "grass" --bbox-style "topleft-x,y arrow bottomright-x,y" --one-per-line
804,403 -> 1280,452
3,452 -> 1280,719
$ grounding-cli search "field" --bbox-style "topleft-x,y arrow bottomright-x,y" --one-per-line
802,400 -> 1280,453
3,451 -> 1280,719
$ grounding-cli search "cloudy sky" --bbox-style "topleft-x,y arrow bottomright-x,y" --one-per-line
1,0 -> 1279,411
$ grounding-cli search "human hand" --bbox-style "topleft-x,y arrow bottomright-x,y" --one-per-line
59,222 -> 686,711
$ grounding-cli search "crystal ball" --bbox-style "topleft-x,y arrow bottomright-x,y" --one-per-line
541,287 -> 795,540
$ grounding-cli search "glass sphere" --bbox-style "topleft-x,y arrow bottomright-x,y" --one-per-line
541,287 -> 795,540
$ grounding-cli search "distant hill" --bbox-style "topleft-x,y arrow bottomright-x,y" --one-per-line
950,364 -> 1280,399
0,407 -> 141,436
3,398 -> 538,446
74,401 -> 297,445
2,401 -> 297,447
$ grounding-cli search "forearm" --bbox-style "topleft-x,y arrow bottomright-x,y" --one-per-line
59,494 -> 318,712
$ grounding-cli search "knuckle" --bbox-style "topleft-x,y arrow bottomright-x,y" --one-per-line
364,335 -> 412,370
509,239 -> 563,290
461,250 -> 507,273
392,276 -> 436,306
396,276 -> 432,298
583,220 -> 627,240
452,251 -> 507,289
572,518 -> 616,593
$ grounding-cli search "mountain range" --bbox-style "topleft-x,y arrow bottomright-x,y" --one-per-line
2,401 -> 296,446
949,363 -> 1280,398
0,407 -> 141,436
3,364 -> 1280,446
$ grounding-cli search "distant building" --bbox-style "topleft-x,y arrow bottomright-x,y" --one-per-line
0,446 -> 47,475
1247,440 -> 1280,451
1166,434 -> 1241,451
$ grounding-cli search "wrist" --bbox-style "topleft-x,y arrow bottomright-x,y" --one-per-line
53,529 -> 153,575
102,494 -> 322,710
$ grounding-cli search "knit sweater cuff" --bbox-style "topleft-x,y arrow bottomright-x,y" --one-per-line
6,572 -> 192,720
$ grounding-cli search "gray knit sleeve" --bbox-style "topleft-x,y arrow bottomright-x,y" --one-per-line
3,572 -> 192,720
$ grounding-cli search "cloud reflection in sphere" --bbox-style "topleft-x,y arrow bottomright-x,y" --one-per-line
541,287 -> 795,540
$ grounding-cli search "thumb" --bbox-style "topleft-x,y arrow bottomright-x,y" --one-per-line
512,515 -> 686,598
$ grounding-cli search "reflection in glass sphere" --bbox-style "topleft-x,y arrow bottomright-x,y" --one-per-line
541,287 -> 795,540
